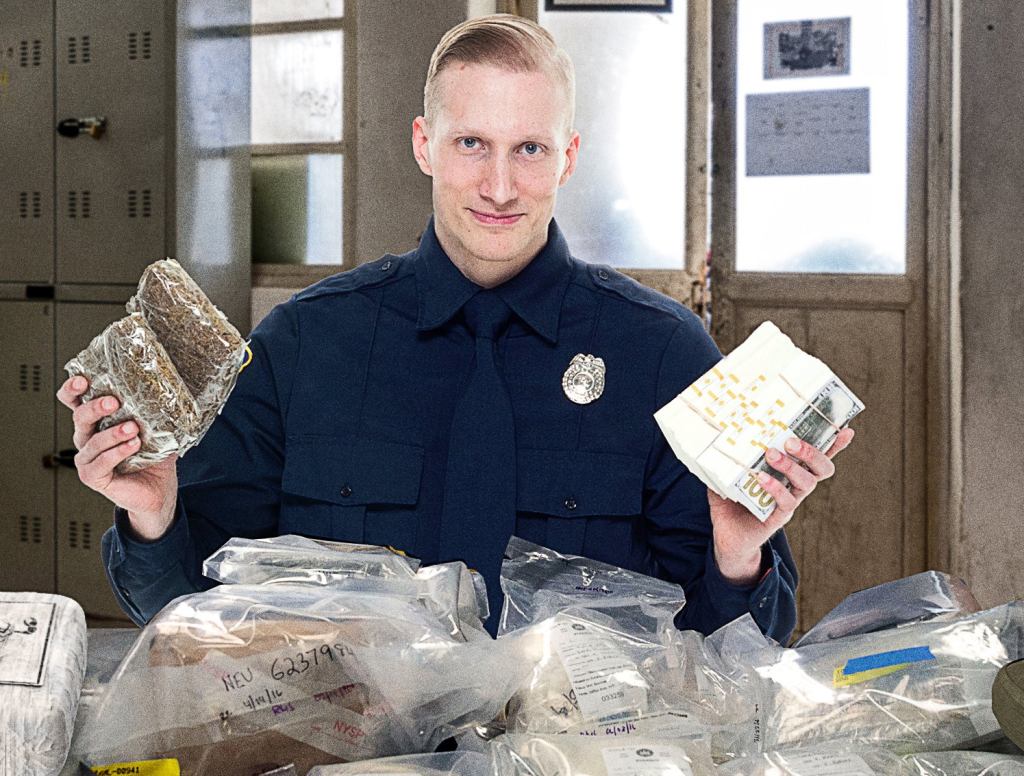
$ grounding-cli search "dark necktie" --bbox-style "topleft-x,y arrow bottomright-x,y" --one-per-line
440,290 -> 516,632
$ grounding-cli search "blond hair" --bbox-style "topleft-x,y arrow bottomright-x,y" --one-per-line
423,14 -> 576,136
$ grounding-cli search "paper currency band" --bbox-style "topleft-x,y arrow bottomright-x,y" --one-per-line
778,373 -> 844,433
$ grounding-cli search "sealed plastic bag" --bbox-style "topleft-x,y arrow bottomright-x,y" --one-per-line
904,750 -> 1024,775
65,312 -> 203,471
796,571 -> 981,648
0,592 -> 87,776
502,609 -> 704,739
64,258 -> 247,472
75,583 -> 484,775
498,538 -> 685,636
307,751 -> 492,775
734,602 -> 1024,753
127,258 -> 248,429
203,537 -> 488,641
492,734 -> 716,776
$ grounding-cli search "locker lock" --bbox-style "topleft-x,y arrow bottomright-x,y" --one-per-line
43,448 -> 78,470
56,116 -> 107,139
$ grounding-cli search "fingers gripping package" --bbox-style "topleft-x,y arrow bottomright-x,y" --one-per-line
723,602 -> 1024,754
0,593 -> 87,776
64,258 -> 247,472
654,321 -> 864,520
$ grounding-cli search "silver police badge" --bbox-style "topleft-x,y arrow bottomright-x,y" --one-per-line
562,353 -> 606,405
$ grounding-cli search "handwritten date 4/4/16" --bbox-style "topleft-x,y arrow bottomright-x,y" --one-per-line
271,643 -> 351,681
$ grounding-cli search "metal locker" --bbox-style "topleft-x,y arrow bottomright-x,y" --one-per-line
55,301 -> 130,618
0,1 -> 55,283
55,0 -> 167,286
0,301 -> 56,592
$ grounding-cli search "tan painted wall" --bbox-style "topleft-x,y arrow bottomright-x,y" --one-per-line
957,1 -> 1024,605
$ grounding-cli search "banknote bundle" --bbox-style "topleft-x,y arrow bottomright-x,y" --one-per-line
655,321 -> 864,520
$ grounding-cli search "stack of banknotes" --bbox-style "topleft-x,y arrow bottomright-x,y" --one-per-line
655,321 -> 864,520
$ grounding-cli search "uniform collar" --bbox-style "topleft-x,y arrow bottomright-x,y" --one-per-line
414,217 -> 573,345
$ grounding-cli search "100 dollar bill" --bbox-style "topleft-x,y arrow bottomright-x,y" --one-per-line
733,378 -> 864,520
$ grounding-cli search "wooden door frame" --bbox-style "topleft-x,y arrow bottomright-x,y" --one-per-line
709,0 -> 955,585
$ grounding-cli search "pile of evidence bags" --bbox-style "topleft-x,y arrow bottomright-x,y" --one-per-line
72,535 -> 527,775
718,746 -> 1024,775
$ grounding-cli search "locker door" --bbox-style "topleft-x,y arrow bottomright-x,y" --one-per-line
0,1 -> 55,283
55,0 -> 167,285
55,301 -> 130,618
0,302 -> 55,592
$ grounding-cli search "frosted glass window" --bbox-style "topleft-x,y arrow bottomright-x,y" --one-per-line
252,155 -> 343,264
252,0 -> 343,24
539,9 -> 686,269
736,0 -> 908,273
252,32 -> 342,144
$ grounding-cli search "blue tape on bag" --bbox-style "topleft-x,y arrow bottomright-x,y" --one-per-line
843,646 -> 935,676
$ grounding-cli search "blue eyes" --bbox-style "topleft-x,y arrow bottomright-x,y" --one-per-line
456,138 -> 544,156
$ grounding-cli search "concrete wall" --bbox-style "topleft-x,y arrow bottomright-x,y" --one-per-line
957,1 -> 1024,605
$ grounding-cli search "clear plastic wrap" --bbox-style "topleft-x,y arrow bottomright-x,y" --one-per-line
203,537 -> 488,641
730,602 -> 1024,754
74,583 -> 499,775
0,592 -> 87,776
64,312 -> 202,472
795,571 -> 982,648
127,258 -> 248,430
502,609 -> 704,739
64,258 -> 247,472
904,750 -> 1024,775
492,734 -> 717,776
716,745 -> 911,775
498,537 -> 686,636
307,751 -> 493,775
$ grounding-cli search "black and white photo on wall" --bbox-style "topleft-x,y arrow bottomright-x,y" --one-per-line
545,0 -> 671,12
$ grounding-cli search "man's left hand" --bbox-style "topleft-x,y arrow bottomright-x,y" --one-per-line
709,427 -> 856,586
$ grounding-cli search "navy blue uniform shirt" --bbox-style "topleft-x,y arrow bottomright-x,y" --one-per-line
102,219 -> 797,640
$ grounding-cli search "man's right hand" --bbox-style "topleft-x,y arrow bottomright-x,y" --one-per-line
56,375 -> 179,541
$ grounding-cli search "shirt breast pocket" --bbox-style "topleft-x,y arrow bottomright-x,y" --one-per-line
516,448 -> 646,560
280,433 -> 424,548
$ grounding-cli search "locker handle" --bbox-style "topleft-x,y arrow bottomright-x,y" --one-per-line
43,448 -> 78,470
56,116 -> 107,139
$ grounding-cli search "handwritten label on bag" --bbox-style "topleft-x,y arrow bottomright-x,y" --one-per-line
777,751 -> 876,775
600,745 -> 693,776
552,620 -> 648,722
0,600 -> 55,686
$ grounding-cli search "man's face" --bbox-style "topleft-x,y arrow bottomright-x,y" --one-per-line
412,62 -> 580,286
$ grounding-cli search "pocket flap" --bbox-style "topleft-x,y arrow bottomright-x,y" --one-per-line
517,448 -> 645,517
282,433 -> 423,506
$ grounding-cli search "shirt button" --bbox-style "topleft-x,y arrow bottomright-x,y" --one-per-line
564,497 -> 577,511
340,485 -> 353,497
119,586 -> 133,600
380,260 -> 392,271
758,597 -> 768,608
597,269 -> 610,281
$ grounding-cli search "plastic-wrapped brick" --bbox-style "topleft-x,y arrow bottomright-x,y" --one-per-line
0,593 -> 87,776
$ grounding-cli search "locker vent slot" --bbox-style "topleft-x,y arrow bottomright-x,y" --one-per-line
17,364 -> 42,392
70,520 -> 91,549
128,31 -> 153,61
19,515 -> 43,544
19,40 -> 41,67
68,190 -> 92,219
33,364 -> 41,391
67,35 -> 91,65
128,189 -> 153,218
19,192 -> 42,219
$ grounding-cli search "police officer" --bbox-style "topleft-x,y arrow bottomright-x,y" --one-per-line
57,15 -> 853,637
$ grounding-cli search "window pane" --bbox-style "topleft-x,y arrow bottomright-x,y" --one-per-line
736,0 -> 908,274
252,154 -> 343,264
539,9 -> 686,269
252,31 -> 342,144
252,0 -> 343,24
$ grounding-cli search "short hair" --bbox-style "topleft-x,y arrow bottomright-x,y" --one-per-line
423,14 -> 576,137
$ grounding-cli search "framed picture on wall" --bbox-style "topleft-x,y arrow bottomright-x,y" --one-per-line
764,17 -> 851,79
545,0 -> 672,12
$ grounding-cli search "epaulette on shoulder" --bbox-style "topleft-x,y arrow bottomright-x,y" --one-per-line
585,263 -> 692,322
294,254 -> 408,303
